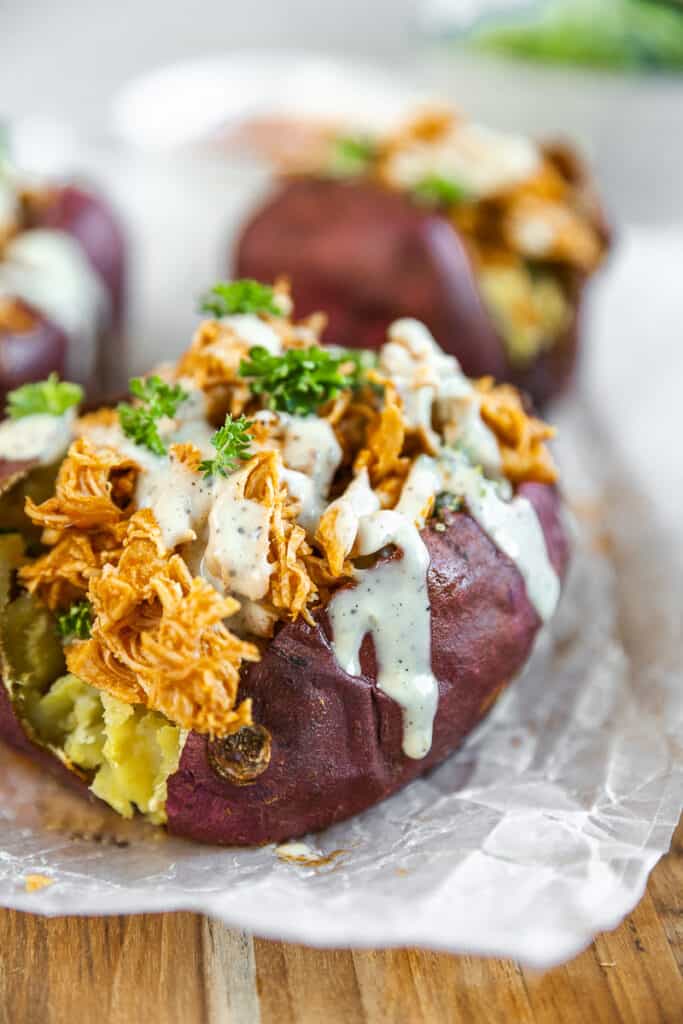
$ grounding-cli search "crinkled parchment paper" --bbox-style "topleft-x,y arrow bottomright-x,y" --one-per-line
0,162 -> 680,969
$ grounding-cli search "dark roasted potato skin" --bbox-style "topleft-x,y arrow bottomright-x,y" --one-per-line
166,483 -> 568,846
235,178 -> 593,406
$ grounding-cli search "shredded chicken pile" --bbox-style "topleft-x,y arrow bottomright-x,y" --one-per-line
18,288 -> 558,737
67,510 -> 257,736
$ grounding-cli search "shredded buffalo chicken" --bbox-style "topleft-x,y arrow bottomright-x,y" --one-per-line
16,285 -> 558,739
66,510 -> 257,736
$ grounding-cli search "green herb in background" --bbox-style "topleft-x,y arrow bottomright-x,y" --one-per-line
56,600 -> 93,642
329,134 -> 377,177
239,346 -> 362,416
413,174 -> 470,208
468,0 -> 683,72
6,373 -> 83,420
199,414 -> 254,479
118,376 -> 188,456
199,280 -> 282,318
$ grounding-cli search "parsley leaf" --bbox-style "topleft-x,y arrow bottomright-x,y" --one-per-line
117,376 -> 189,456
239,346 -> 361,416
6,373 -> 83,420
199,414 -> 254,479
330,134 -> 376,176
413,174 -> 470,208
56,600 -> 93,642
199,279 -> 282,318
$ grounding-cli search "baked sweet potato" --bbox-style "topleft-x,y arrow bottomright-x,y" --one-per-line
235,113 -> 609,406
0,286 -> 569,846
0,182 -> 126,404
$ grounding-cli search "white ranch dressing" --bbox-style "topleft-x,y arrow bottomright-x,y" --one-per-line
221,313 -> 281,354
0,408 -> 74,464
77,394 -> 217,552
384,318 -> 501,475
328,509 -> 439,760
280,467 -> 316,527
0,229 -> 109,382
204,466 -> 273,601
319,469 -> 380,560
437,381 -> 502,477
136,454 -> 213,550
385,121 -> 541,199
282,415 -> 342,531
438,452 -> 559,622
327,445 -> 559,758
394,455 -> 441,528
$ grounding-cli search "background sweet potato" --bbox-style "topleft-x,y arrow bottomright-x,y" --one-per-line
235,178 -> 589,406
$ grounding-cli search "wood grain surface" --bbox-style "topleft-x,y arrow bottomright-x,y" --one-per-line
0,816 -> 679,1024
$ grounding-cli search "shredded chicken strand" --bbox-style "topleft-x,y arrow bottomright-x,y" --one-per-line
476,378 -> 558,484
65,509 -> 257,737
241,451 -> 318,623
24,438 -> 139,536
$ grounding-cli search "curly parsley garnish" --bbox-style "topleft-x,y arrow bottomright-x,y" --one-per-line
413,174 -> 470,208
6,373 -> 83,420
199,414 -> 253,479
117,376 -> 189,456
56,600 -> 93,642
330,134 -> 376,176
199,279 -> 282,318
239,346 -> 364,416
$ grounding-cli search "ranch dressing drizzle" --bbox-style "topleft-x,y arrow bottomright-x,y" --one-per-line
0,408 -> 74,464
328,509 -> 439,760
394,455 -> 442,529
320,469 -> 380,560
136,455 -> 213,550
438,451 -> 559,622
205,467 -> 273,601
78,386 -> 216,551
282,415 -> 342,531
0,229 -> 109,382
385,121 -> 541,200
384,319 -> 501,475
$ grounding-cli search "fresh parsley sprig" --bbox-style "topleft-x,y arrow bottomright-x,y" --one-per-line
199,279 -> 282,318
117,376 -> 189,456
239,346 -> 363,416
6,373 -> 83,420
413,174 -> 470,208
199,414 -> 253,479
56,600 -> 93,642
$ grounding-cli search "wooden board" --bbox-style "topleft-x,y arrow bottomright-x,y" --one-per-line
0,816 -> 679,1024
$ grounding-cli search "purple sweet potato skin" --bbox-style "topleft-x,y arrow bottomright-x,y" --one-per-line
166,484 -> 568,846
0,300 -> 68,407
0,185 -> 127,401
235,178 -> 589,406
237,179 -> 506,380
31,185 -> 126,326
